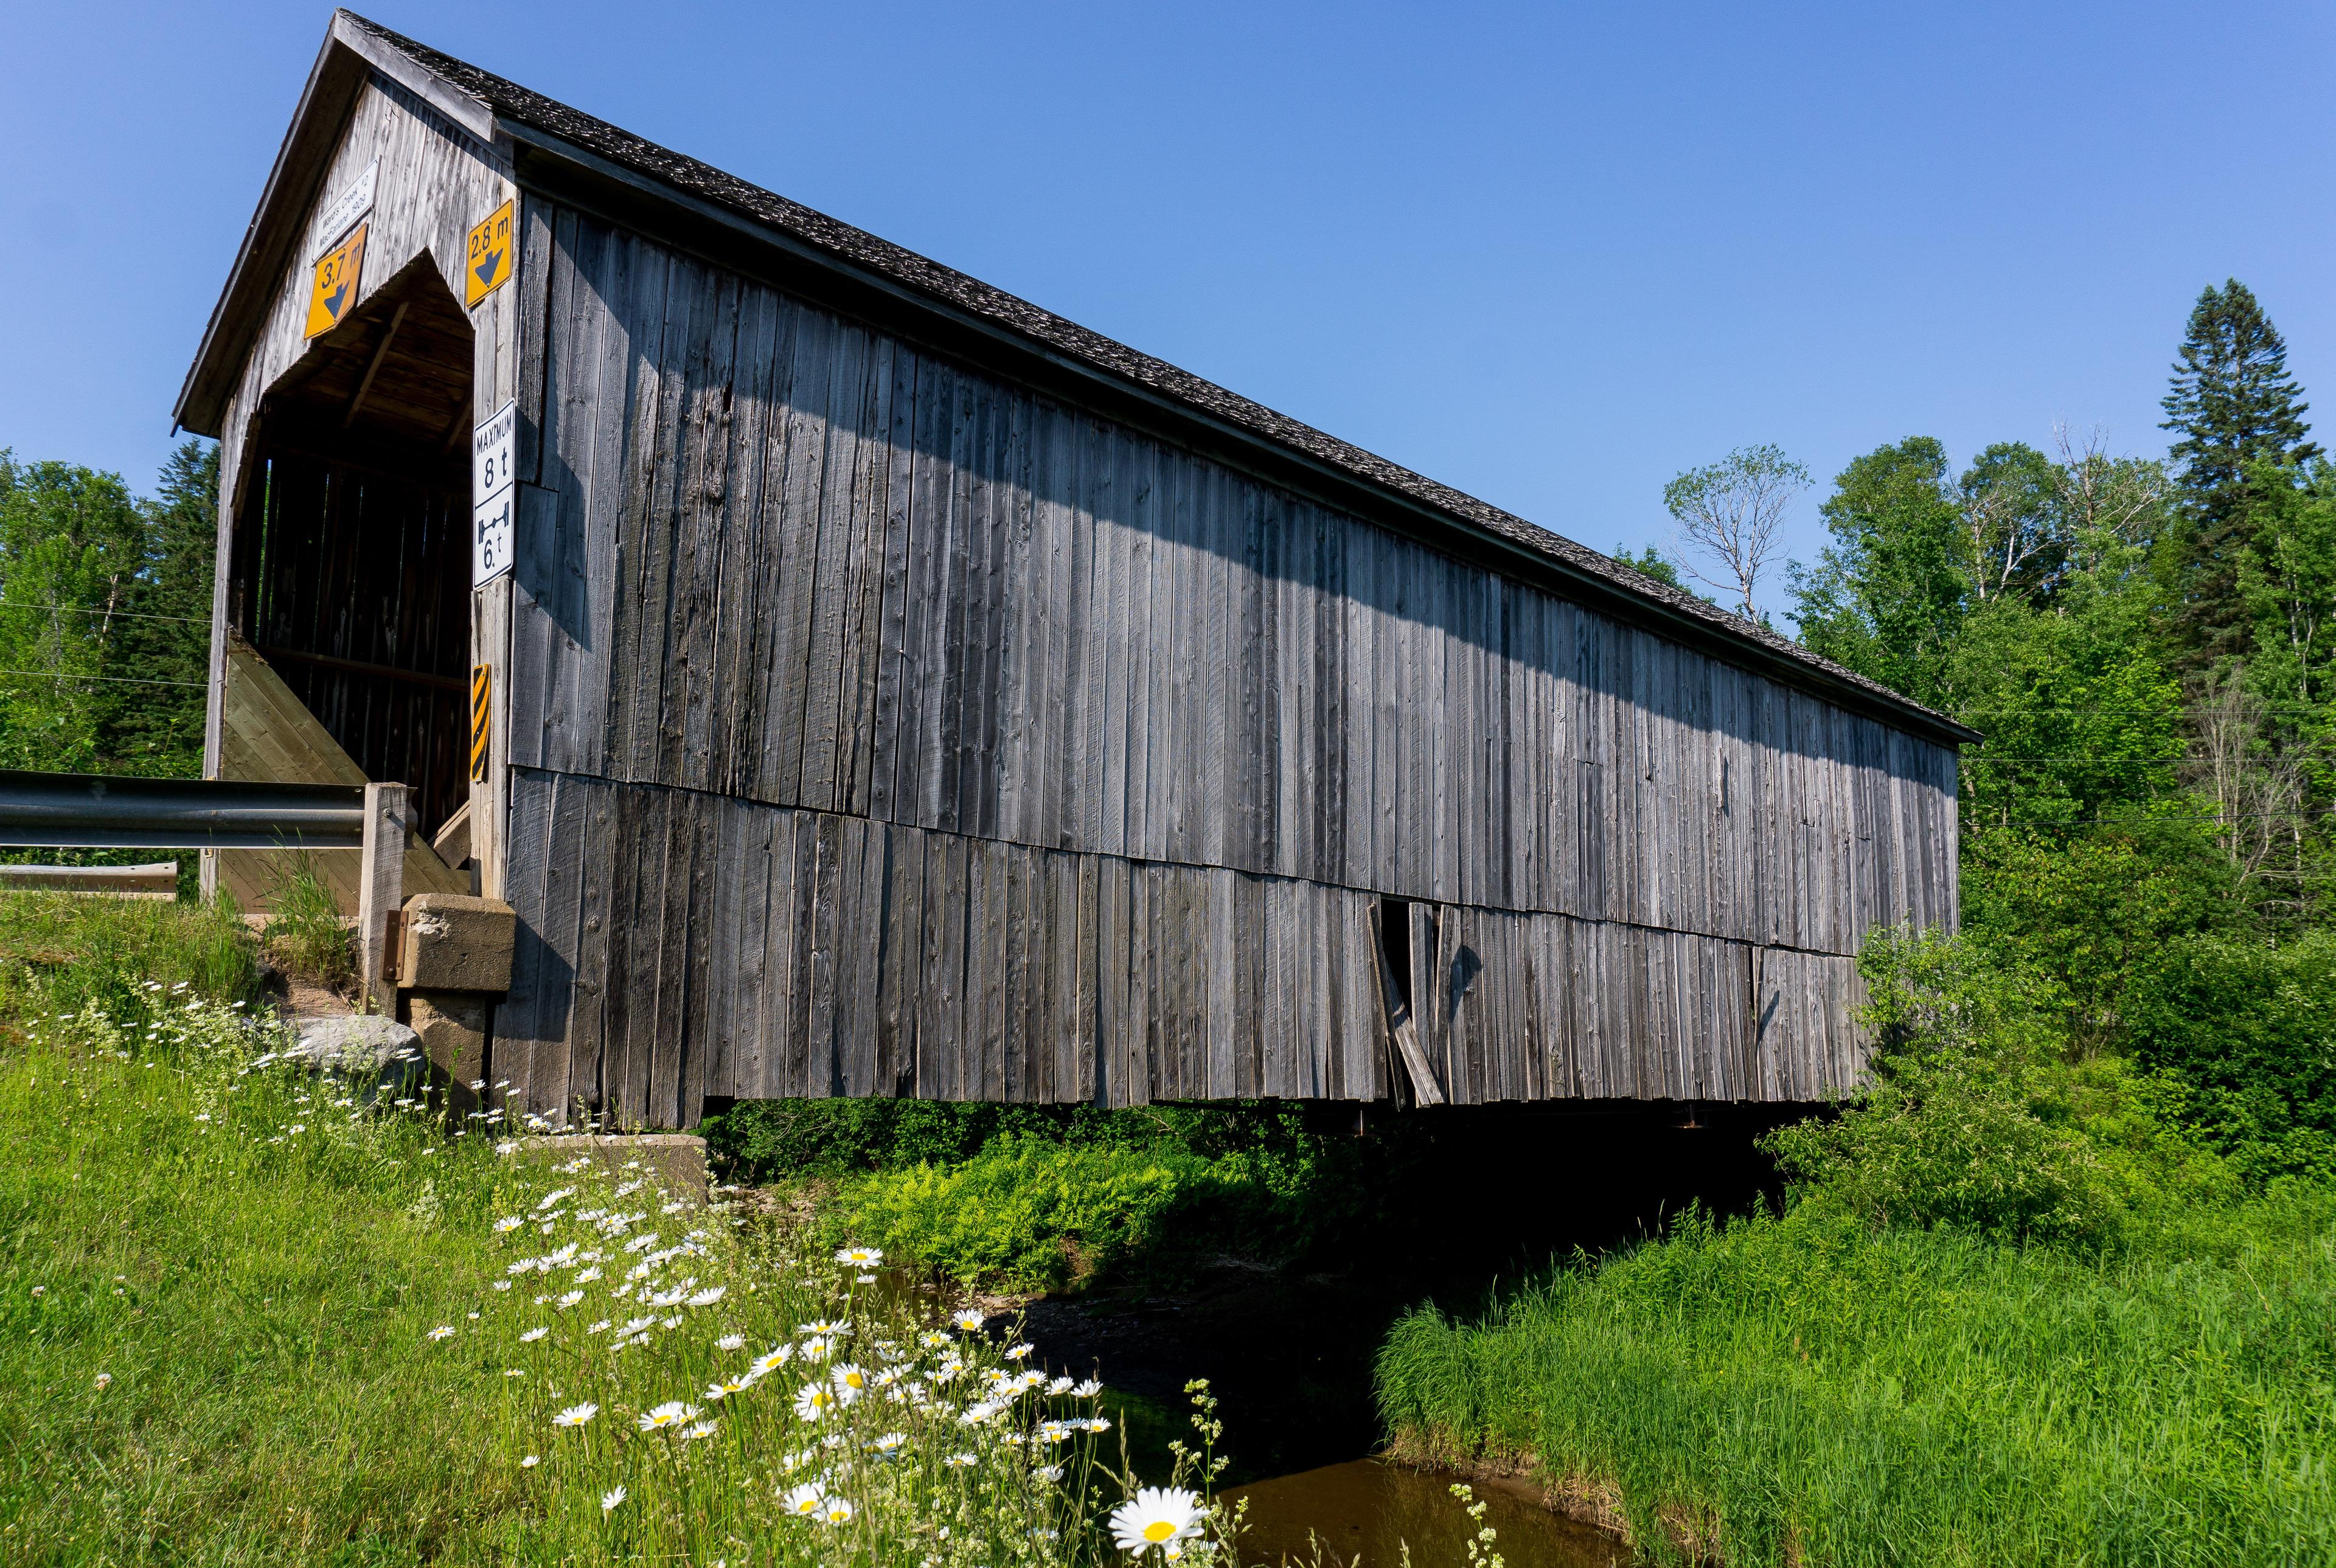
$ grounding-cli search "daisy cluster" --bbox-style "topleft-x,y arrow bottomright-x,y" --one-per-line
445,1151 -> 1229,1564
38,990 -> 1237,1565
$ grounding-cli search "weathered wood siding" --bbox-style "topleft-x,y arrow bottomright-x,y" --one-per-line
492,202 -> 1955,1122
204,74 -> 523,889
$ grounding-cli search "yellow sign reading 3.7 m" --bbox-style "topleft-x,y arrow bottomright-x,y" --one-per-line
466,199 -> 514,307
303,222 -> 367,339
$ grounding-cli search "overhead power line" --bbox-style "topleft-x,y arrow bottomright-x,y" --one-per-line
0,602 -> 211,625
0,668 -> 206,689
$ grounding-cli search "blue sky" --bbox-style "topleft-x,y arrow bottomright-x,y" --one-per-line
5,1 -> 2332,621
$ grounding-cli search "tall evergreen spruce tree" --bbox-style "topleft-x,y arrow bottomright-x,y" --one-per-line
2161,279 -> 2321,665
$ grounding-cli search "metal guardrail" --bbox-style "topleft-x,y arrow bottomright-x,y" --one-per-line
0,862 -> 178,896
0,769 -> 414,1011
0,770 -> 366,848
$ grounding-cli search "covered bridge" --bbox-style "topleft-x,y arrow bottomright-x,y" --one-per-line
175,13 -> 1975,1131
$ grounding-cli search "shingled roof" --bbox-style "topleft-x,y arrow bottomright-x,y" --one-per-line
178,9 -> 1978,747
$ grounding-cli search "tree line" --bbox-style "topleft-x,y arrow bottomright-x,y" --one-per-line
1661,279 -> 2336,1179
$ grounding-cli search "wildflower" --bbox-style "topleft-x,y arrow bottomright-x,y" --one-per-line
195,1113 -> 212,1123
754,1345 -> 794,1375
1036,1462 -> 1065,1482
574,1266 -> 602,1283
1048,1375 -> 1074,1395
834,1245 -> 883,1267
586,1319 -> 611,1334
919,1330 -> 951,1350
684,1421 -> 718,1440
504,1369 -> 526,1378
687,1285 -> 726,1307
944,1451 -> 978,1468
467,1311 -> 481,1320
661,1314 -> 683,1330
857,1272 -> 877,1283
951,1308 -> 985,1333
717,1333 -> 745,1351
553,1403 -> 599,1428
794,1380 -> 839,1421
638,1401 -> 700,1432
613,1180 -> 643,1198
867,1431 -> 908,1459
781,1483 -> 824,1518
705,1375 -> 749,1401
1074,1378 -> 1104,1397
958,1401 -> 1001,1427
1111,1488 -> 1202,1553
520,1455 -> 540,1468
799,1336 -> 833,1361
1083,1415 -> 1113,1434
556,1291 -> 584,1310
1005,1342 -> 1034,1361
662,1201 -> 687,1214
601,1485 -> 626,1513
821,1497 -> 855,1525
536,1187 -> 575,1212
798,1318 -> 848,1336
495,1141 -> 518,1156
426,1325 -> 457,1342
832,1363 -> 871,1398
1037,1421 -> 1072,1443
93,1372 -> 113,1390
492,1280 -> 513,1292
494,1216 -> 524,1233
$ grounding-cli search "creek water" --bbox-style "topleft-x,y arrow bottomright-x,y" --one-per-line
1232,1461 -> 1633,1568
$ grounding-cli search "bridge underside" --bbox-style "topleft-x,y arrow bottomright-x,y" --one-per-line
493,771 -> 1867,1130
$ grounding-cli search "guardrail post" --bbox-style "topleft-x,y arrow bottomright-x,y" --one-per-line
355,783 -> 408,1015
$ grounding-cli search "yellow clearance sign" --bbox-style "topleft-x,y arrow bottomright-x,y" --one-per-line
303,222 -> 367,339
466,199 -> 514,307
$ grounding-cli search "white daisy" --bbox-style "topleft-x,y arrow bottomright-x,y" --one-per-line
830,1362 -> 871,1399
821,1497 -> 855,1525
638,1401 -> 700,1432
793,1379 -> 839,1421
520,1454 -> 540,1468
833,1245 -> 883,1267
601,1485 -> 626,1513
1110,1487 -> 1201,1553
950,1309 -> 985,1333
519,1327 -> 549,1343
553,1403 -> 599,1428
780,1482 -> 824,1518
1074,1378 -> 1104,1397
426,1325 -> 456,1341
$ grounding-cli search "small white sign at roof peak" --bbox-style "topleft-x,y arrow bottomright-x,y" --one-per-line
310,162 -> 377,260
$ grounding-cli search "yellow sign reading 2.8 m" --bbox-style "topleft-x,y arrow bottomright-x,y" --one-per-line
465,199 -> 514,307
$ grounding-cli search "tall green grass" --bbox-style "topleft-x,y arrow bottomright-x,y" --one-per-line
1375,1199 -> 2336,1566
0,890 -> 257,1025
0,902 -> 1245,1564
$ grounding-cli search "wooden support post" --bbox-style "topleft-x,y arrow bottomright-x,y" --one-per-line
356,782 -> 408,1015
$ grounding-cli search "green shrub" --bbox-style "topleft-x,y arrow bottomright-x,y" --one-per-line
1766,927 -> 2237,1249
709,1098 -> 1377,1291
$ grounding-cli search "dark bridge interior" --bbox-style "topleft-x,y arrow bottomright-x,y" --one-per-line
224,258 -> 475,838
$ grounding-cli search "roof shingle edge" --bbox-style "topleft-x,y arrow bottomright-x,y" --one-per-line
316,10 -> 1975,745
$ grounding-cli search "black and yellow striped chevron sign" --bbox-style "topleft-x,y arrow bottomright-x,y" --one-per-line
469,664 -> 492,783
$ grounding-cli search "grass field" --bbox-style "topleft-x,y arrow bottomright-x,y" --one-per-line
0,895 -> 1239,1566
1376,1198 -> 2336,1567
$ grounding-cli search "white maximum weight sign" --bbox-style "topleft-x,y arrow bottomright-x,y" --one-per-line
472,400 -> 517,587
